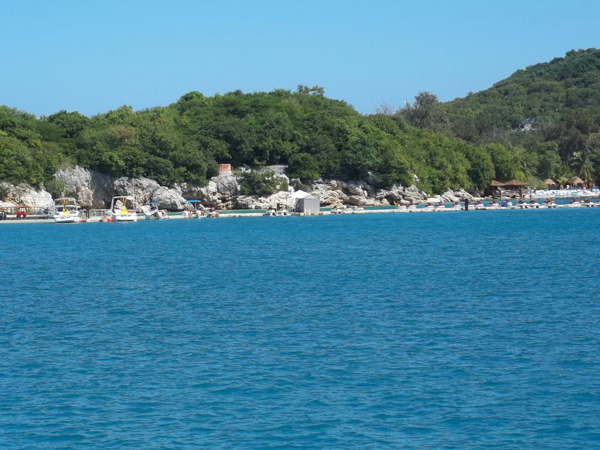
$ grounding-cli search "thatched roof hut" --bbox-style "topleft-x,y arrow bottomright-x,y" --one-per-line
503,180 -> 528,188
484,180 -> 505,197
572,177 -> 586,188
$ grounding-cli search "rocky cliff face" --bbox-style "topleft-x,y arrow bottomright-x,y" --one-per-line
0,182 -> 54,209
54,166 -> 187,210
1,165 -> 472,211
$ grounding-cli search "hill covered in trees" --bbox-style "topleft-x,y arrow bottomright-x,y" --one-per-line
2,49 -> 600,197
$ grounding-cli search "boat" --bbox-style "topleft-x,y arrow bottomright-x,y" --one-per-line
474,201 -> 486,210
583,199 -> 596,207
110,196 -> 138,222
500,200 -> 513,208
448,201 -> 462,211
568,199 -> 582,208
206,207 -> 220,218
183,200 -> 204,219
528,200 -> 542,208
264,207 -> 277,216
516,200 -> 529,209
422,202 -> 435,212
275,208 -> 291,216
53,197 -> 84,223
142,201 -> 169,220
545,199 -> 558,208
433,201 -> 445,211
485,200 -> 500,210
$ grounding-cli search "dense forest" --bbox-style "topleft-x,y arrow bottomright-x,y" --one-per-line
1,49 -> 600,195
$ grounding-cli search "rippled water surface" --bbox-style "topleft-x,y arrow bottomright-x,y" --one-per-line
1,209 -> 600,448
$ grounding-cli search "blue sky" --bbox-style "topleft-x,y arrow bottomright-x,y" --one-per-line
1,0 -> 599,117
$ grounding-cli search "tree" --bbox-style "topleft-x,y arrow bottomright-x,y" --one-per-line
401,92 -> 451,134
287,153 -> 320,183
569,149 -> 595,184
240,169 -> 281,196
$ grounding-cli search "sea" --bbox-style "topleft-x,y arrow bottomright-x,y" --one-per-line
1,208 -> 599,449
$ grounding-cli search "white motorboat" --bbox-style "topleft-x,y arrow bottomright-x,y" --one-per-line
422,202 -> 435,212
206,208 -> 220,218
568,199 -> 582,208
448,201 -> 462,211
516,200 -> 529,209
110,196 -> 138,222
53,198 -> 84,223
500,200 -> 513,208
474,201 -> 486,210
485,201 -> 500,210
142,201 -> 169,220
183,200 -> 204,219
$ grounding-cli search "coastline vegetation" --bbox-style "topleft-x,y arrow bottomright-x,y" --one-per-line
1,49 -> 600,195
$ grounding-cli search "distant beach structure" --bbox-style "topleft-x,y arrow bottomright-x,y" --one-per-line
218,163 -> 232,175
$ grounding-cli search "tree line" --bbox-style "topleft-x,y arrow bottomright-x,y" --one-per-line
2,49 -> 600,196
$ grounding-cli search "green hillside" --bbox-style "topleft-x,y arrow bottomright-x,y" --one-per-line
2,49 -> 600,197
443,48 -> 600,145
0,87 -> 492,195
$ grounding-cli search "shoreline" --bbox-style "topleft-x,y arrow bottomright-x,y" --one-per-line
1,201 -> 597,224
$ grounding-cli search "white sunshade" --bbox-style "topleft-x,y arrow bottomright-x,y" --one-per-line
290,190 -> 316,200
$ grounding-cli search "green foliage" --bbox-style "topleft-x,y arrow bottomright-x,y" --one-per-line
287,153 -> 320,183
569,149 -> 595,184
3,50 -> 600,194
44,178 -> 66,198
400,91 -> 451,135
240,169 -> 280,196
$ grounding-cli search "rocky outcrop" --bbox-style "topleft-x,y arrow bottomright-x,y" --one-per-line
181,173 -> 241,209
304,180 -> 428,206
54,166 -> 187,210
152,186 -> 187,210
234,191 -> 293,210
0,182 -> 54,209
439,188 -> 474,202
3,165 -> 469,212
113,177 -> 160,205
55,166 -> 115,208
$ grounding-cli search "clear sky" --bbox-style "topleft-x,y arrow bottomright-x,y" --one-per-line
1,0 -> 599,117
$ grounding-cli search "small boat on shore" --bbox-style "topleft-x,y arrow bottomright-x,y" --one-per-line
422,202 -> 435,212
206,207 -> 220,218
474,201 -> 486,210
485,201 -> 500,210
53,198 -> 84,223
448,201 -> 462,211
142,201 -> 169,220
183,200 -> 204,219
110,196 -> 138,222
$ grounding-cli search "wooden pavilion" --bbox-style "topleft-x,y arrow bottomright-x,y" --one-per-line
572,177 -> 586,188
503,180 -> 528,197
484,180 -> 505,197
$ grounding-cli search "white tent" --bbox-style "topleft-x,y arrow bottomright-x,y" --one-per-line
290,190 -> 320,214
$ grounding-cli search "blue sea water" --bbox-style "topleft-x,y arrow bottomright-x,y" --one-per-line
1,209 -> 600,449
